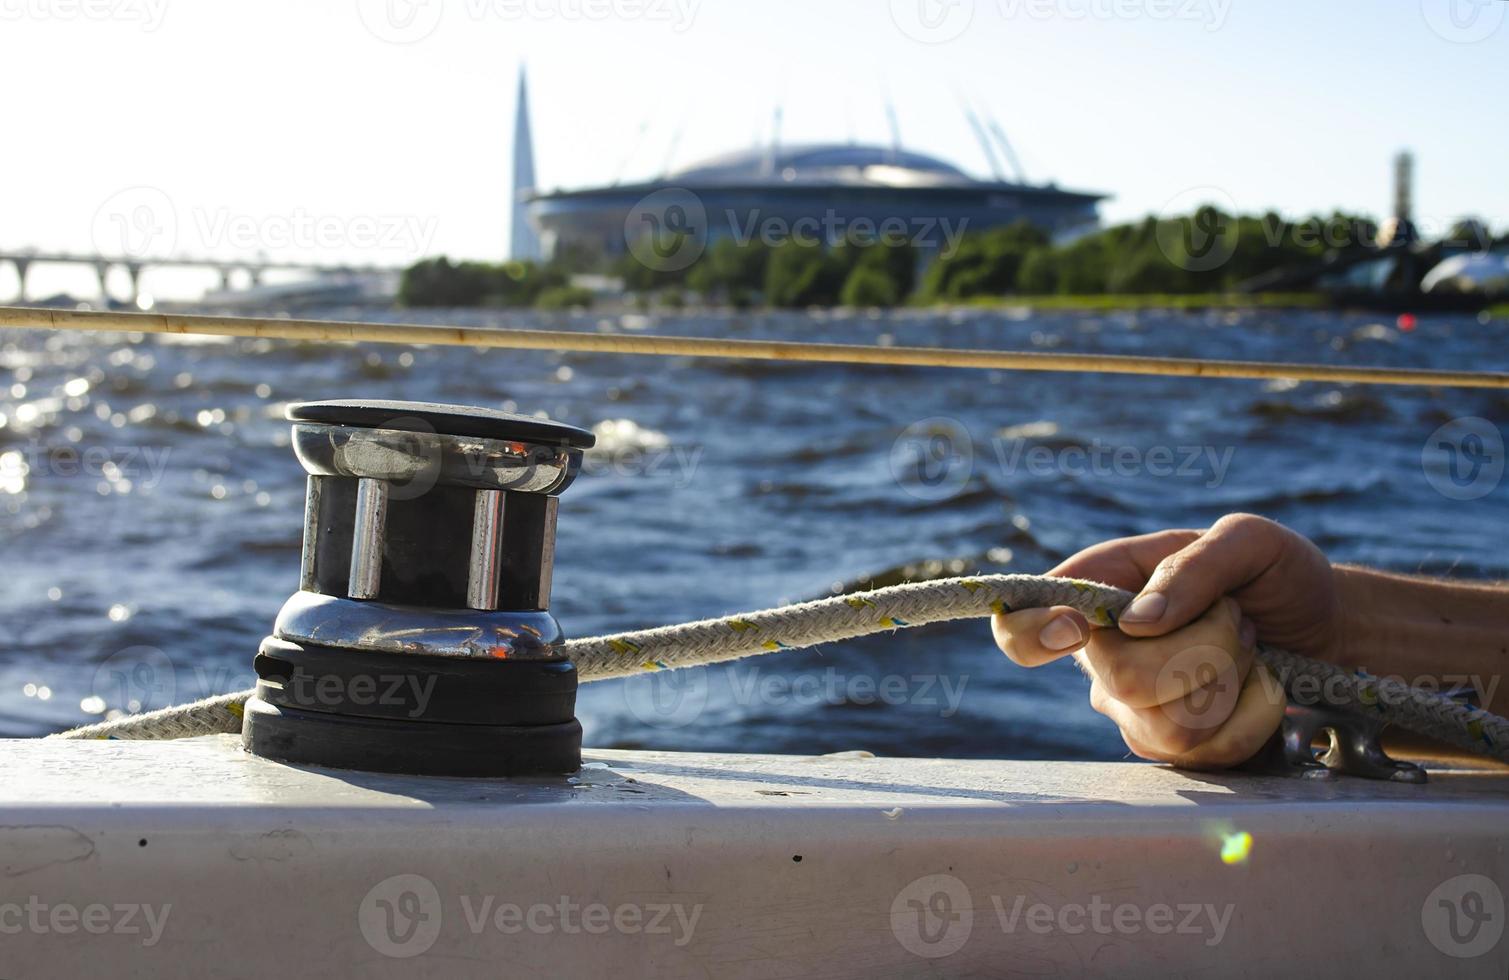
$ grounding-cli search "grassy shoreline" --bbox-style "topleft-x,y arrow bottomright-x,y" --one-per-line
959,292 -> 1327,312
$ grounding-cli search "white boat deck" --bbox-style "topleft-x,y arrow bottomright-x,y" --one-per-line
4,736 -> 1508,978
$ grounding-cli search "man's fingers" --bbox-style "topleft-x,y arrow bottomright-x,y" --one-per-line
1049,529 -> 1202,593
1092,662 -> 1285,768
992,606 -> 1090,667
1116,514 -> 1285,638
1075,598 -> 1250,708
1167,664 -> 1287,770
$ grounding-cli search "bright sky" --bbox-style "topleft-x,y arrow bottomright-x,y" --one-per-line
3,0 -> 1507,299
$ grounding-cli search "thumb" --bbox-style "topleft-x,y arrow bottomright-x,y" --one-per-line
1116,513 -> 1283,637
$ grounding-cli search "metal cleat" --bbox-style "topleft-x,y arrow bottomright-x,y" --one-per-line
1242,701 -> 1427,783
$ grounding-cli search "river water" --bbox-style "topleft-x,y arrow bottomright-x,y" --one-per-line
2,306 -> 1505,759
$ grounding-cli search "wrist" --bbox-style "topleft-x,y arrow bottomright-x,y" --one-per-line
1327,565 -> 1509,715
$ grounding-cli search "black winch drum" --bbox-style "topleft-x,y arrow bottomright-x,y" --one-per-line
240,399 -> 595,777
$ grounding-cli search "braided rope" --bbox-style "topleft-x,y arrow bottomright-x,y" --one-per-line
50,575 -> 1509,762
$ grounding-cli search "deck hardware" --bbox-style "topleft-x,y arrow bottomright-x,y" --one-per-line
241,399 -> 595,777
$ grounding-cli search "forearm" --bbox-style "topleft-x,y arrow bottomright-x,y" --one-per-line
1333,565 -> 1509,716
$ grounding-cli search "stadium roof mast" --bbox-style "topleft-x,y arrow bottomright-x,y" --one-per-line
765,104 -> 784,177
611,120 -> 650,187
986,115 -> 1028,185
884,99 -> 903,164
956,90 -> 1005,182
508,67 -> 543,262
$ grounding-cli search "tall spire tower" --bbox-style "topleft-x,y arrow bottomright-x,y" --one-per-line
509,67 -> 542,262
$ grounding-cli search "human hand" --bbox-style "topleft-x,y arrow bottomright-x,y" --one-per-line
992,514 -> 1339,768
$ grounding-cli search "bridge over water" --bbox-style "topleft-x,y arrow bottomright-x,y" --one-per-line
0,251 -> 400,306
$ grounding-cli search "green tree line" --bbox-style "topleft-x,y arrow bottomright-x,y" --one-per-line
399,208 -> 1504,310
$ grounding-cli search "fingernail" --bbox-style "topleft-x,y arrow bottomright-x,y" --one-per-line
1039,615 -> 1085,652
1120,592 -> 1168,624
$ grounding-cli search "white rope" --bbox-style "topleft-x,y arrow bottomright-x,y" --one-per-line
51,575 -> 1509,763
